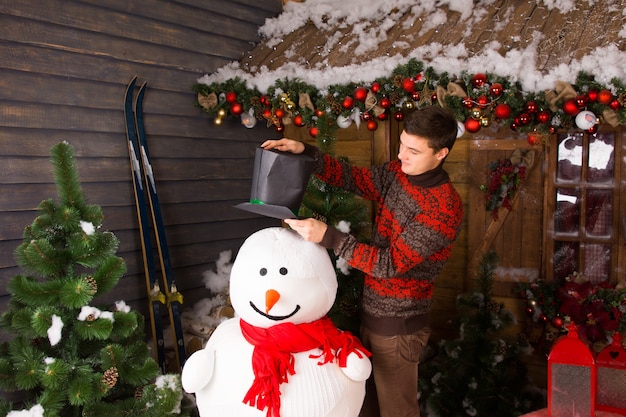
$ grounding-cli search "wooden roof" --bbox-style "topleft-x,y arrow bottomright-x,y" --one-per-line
240,1 -> 626,75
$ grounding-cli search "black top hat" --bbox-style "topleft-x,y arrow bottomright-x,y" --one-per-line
234,147 -> 315,219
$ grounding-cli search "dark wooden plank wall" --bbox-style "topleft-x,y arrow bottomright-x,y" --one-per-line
0,0 -> 283,339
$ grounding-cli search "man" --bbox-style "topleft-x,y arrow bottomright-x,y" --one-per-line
261,105 -> 464,417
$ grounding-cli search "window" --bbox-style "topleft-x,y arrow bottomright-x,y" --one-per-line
544,128 -> 625,284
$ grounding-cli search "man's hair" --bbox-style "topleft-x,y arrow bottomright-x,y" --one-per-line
402,106 -> 458,153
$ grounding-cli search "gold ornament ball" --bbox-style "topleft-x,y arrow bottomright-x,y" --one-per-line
480,117 -> 490,127
470,107 -> 482,120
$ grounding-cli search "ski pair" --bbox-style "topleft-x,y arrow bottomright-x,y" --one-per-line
123,77 -> 186,373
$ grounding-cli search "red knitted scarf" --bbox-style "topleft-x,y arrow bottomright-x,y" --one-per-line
239,316 -> 370,417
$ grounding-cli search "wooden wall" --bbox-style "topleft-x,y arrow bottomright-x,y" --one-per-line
0,0 -> 283,341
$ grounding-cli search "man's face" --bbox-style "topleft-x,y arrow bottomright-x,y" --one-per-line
398,131 -> 449,176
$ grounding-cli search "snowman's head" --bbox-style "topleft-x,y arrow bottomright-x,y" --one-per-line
229,227 -> 338,328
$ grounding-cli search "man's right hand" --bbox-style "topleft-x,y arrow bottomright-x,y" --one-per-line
261,138 -> 305,154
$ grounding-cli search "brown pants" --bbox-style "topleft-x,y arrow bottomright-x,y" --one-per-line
359,325 -> 432,417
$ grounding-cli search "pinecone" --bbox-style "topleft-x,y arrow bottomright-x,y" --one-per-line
135,386 -> 144,399
486,300 -> 501,313
84,276 -> 98,294
101,367 -> 118,389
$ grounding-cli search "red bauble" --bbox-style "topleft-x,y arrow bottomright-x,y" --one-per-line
551,317 -> 564,328
526,307 -> 534,316
562,98 -> 580,116
462,97 -> 473,108
308,127 -> 319,137
370,82 -> 381,93
489,83 -> 503,97
472,73 -> 488,88
525,101 -> 538,113
575,94 -> 588,108
494,103 -> 512,119
477,95 -> 489,108
275,124 -> 285,133
377,112 -> 388,121
431,93 -> 438,103
411,92 -> 421,101
342,96 -> 354,110
354,87 -> 368,102
587,89 -> 598,102
518,113 -> 531,125
527,131 -> 541,146
293,114 -> 305,127
315,108 -> 324,117
274,108 -> 285,119
402,77 -> 415,93
230,102 -> 243,116
379,97 -> 391,109
610,99 -> 621,110
262,109 -> 272,119
361,112 -> 373,121
537,110 -> 551,124
225,91 -> 237,104
464,118 -> 481,133
366,120 -> 378,131
597,89 -> 613,104
587,124 -> 598,134
393,111 -> 404,121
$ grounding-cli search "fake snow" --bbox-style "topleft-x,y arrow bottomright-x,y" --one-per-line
77,306 -> 114,322
47,314 -> 63,347
6,405 -> 44,417
200,0 -> 626,95
79,220 -> 95,235
115,300 -> 131,313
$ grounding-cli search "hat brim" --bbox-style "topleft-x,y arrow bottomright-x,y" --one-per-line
234,202 -> 299,220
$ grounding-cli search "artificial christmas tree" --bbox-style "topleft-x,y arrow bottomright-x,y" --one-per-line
0,142 -> 187,417
418,252 -> 544,417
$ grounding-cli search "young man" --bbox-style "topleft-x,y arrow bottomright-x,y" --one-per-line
261,105 -> 464,417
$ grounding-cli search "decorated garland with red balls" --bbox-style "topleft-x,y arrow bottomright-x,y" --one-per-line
193,58 -> 626,144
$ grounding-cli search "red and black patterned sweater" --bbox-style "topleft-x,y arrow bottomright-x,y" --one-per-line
304,144 -> 464,335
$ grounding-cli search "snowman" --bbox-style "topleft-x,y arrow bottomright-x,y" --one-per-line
182,227 -> 371,417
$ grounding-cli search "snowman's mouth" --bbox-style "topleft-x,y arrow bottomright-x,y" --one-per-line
250,301 -> 301,321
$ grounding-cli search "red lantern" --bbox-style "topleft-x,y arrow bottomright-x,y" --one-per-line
548,324 -> 596,417
595,333 -> 626,414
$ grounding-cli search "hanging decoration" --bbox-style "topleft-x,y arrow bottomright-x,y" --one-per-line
479,148 -> 533,220
193,58 -> 626,143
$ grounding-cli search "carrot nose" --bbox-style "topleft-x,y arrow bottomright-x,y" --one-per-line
265,289 -> 280,314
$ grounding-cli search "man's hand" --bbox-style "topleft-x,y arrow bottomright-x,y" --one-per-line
261,138 -> 305,154
284,218 -> 327,243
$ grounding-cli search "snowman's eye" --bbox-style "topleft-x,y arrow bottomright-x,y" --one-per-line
259,268 -> 268,276
279,267 -> 288,275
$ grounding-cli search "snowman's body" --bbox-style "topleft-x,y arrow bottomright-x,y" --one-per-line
182,227 -> 370,417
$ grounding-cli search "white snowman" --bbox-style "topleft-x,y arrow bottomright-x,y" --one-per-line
182,227 -> 371,417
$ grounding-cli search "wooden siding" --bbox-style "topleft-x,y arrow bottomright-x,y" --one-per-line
0,0 -> 283,341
